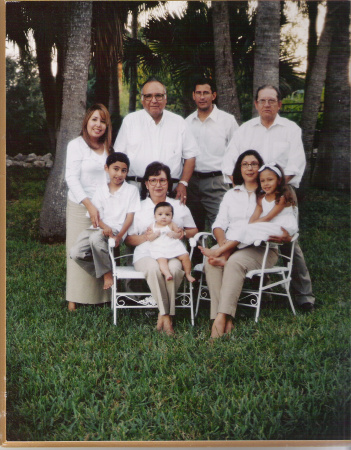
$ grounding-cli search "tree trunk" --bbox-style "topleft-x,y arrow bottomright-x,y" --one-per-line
39,2 -> 93,241
212,1 -> 241,124
128,4 -> 138,113
252,0 -> 280,116
312,1 -> 350,191
300,2 -> 335,191
305,1 -> 319,87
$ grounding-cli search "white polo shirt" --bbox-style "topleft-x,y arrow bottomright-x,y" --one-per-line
222,115 -> 306,188
65,136 -> 108,204
186,105 -> 238,173
128,196 -> 196,263
114,109 -> 200,179
90,181 -> 140,234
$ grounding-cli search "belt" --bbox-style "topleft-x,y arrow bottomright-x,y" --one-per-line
193,170 -> 222,179
127,176 -> 179,183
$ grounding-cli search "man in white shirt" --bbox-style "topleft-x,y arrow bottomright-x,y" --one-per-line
186,78 -> 238,231
114,77 -> 199,204
223,85 -> 315,311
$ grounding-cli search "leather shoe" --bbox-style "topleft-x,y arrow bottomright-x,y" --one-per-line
300,302 -> 315,312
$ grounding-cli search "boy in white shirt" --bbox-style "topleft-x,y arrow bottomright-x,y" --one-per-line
70,152 -> 140,290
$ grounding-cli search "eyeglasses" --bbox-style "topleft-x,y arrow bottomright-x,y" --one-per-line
142,94 -> 166,102
241,162 -> 259,168
148,178 -> 168,186
257,99 -> 278,106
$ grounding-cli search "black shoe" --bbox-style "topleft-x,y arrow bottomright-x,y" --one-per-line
300,302 -> 315,312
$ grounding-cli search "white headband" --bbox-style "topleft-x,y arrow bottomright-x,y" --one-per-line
258,162 -> 282,178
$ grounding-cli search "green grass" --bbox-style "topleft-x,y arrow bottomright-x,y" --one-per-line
6,166 -> 351,441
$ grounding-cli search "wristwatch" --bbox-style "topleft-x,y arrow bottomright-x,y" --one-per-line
179,180 -> 188,187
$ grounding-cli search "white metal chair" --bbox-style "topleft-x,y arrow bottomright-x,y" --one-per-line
108,238 -> 196,326
192,232 -> 298,322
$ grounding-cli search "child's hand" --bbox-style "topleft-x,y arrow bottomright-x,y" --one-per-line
102,226 -> 113,237
147,229 -> 160,242
113,234 -> 121,247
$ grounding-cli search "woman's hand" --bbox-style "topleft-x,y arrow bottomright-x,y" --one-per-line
268,227 -> 292,243
146,228 -> 160,242
167,227 -> 183,239
86,204 -> 100,228
102,225 -> 113,237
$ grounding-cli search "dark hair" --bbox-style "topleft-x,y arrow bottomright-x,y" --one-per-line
105,152 -> 130,169
80,103 -> 112,152
140,161 -> 173,200
193,77 -> 216,93
232,150 -> 264,186
258,163 -> 295,205
140,77 -> 167,95
154,201 -> 174,216
255,85 -> 282,102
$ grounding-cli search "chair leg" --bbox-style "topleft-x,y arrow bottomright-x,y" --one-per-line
190,281 -> 195,326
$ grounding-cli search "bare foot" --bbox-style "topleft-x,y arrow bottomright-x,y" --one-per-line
185,273 -> 196,283
224,318 -> 235,334
210,313 -> 226,338
163,315 -> 175,336
156,313 -> 164,332
198,245 -> 219,258
68,301 -> 76,311
103,271 -> 113,289
208,256 -> 226,267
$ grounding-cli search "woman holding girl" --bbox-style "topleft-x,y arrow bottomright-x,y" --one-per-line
126,162 -> 198,335
65,103 -> 112,311
204,150 -> 288,338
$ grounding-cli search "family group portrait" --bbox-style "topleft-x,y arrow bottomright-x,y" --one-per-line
4,0 -> 351,444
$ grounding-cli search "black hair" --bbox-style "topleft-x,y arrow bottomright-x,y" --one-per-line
105,152 -> 130,169
154,201 -> 174,216
232,150 -> 264,187
140,161 -> 173,200
140,77 -> 167,95
255,85 -> 282,102
193,77 -> 216,93
258,163 -> 295,205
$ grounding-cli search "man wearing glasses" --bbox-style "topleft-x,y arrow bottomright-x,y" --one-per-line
222,84 -> 315,312
114,77 -> 199,204
185,78 -> 238,232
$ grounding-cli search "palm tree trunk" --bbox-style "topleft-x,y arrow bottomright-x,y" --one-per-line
39,2 -> 93,241
312,1 -> 350,191
300,2 -> 335,191
212,1 -> 241,124
305,1 -> 319,87
128,3 -> 138,113
252,0 -> 280,116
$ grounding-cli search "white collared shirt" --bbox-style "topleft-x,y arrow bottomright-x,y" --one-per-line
114,109 -> 200,179
186,105 -> 238,172
212,185 -> 258,249
90,181 -> 140,233
128,196 -> 196,263
222,115 -> 306,188
65,136 -> 109,204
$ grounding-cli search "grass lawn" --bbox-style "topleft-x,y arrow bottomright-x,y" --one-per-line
6,166 -> 351,441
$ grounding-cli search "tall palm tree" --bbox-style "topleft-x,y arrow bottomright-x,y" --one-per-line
300,1 -> 335,190
312,1 -> 350,191
212,1 -> 241,123
252,0 -> 280,116
39,2 -> 93,241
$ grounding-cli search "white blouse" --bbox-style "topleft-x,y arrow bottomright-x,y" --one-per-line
65,136 -> 108,204
128,196 -> 196,263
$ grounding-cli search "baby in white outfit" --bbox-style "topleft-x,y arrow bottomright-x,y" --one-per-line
148,202 -> 195,283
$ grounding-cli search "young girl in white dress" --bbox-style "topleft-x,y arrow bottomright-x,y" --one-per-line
149,202 -> 195,283
199,163 -> 298,266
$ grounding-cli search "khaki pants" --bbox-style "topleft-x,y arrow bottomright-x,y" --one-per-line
134,257 -> 184,316
205,245 -> 278,320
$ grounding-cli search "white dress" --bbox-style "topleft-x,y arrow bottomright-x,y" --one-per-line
241,196 -> 299,245
149,223 -> 188,260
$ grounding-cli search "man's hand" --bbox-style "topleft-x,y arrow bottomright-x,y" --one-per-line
268,227 -> 292,243
175,183 -> 187,204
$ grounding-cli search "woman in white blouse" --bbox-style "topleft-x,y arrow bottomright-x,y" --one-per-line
205,150 -> 280,338
126,162 -> 198,335
65,104 -> 112,311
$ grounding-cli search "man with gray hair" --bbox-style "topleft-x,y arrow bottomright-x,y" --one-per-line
114,77 -> 199,203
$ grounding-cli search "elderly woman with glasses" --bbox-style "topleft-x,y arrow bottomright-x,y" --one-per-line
125,162 -> 198,335
204,150 -> 282,339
